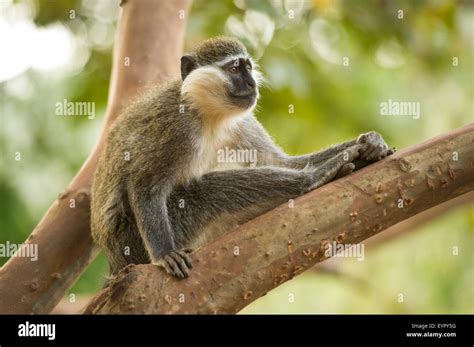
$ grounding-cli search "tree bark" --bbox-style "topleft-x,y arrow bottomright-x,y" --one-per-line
314,190 -> 474,274
83,123 -> 474,314
0,0 -> 192,314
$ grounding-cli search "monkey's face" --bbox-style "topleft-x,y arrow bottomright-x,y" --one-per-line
220,57 -> 257,110
181,53 -> 261,118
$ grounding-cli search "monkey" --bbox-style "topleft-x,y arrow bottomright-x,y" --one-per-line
91,37 -> 394,279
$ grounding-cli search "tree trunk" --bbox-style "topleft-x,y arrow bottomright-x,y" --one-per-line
0,0 -> 192,314
83,123 -> 474,314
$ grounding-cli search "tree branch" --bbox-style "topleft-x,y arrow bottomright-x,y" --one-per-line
0,0 -> 192,314
83,123 -> 474,314
314,190 -> 474,274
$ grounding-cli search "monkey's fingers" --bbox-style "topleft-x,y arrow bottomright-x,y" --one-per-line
362,145 -> 382,161
307,146 -> 360,191
341,162 -> 356,173
357,131 -> 378,144
356,133 -> 368,144
362,143 -> 392,161
357,142 -> 370,155
335,163 -> 355,179
344,144 -> 363,162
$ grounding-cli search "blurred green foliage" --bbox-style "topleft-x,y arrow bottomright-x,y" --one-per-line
0,0 -> 472,313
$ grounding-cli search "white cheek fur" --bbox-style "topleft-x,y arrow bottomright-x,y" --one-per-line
182,65 -> 247,117
181,66 -> 227,98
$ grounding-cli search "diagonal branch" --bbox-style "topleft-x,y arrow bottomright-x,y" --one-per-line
0,0 -> 192,314
314,190 -> 474,275
83,123 -> 474,314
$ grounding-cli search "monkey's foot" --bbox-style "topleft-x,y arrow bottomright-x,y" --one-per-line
357,131 -> 394,161
153,249 -> 193,279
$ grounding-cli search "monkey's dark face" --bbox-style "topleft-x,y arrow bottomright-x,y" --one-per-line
221,58 -> 257,109
181,45 -> 261,117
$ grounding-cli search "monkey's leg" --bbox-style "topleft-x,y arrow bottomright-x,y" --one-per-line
128,187 -> 193,278
168,145 -> 361,250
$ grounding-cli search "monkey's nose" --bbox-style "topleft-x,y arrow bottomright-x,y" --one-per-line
247,78 -> 256,90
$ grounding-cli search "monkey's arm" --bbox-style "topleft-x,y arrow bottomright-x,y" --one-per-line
168,144 -> 362,253
281,132 -> 394,171
236,117 -> 393,171
282,140 -> 357,168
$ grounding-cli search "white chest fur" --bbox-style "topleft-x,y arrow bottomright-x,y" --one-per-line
189,114 -> 247,179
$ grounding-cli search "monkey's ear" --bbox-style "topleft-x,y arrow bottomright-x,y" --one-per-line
181,54 -> 198,80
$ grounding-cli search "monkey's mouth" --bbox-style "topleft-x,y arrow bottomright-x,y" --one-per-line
228,90 -> 257,108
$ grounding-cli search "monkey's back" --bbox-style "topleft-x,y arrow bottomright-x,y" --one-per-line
91,80 -> 199,273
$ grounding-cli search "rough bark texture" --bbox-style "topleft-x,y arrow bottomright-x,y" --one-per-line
314,190 -> 474,274
0,0 -> 192,314
83,123 -> 474,314
357,189 -> 474,247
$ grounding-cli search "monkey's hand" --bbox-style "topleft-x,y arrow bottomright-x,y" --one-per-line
357,131 -> 395,162
152,248 -> 193,279
335,162 -> 356,179
306,144 -> 362,191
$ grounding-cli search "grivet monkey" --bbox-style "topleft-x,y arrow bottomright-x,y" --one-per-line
91,37 -> 393,279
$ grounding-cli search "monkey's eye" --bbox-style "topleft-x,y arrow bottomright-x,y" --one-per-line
229,65 -> 239,74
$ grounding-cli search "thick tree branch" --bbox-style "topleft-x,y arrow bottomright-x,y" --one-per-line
314,190 -> 474,274
355,189 -> 474,247
83,123 -> 474,314
0,0 -> 192,314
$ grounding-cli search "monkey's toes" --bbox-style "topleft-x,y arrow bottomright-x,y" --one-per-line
174,249 -> 193,269
153,250 -> 193,279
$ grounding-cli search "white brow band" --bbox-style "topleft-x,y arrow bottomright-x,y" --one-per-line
215,54 -> 253,67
